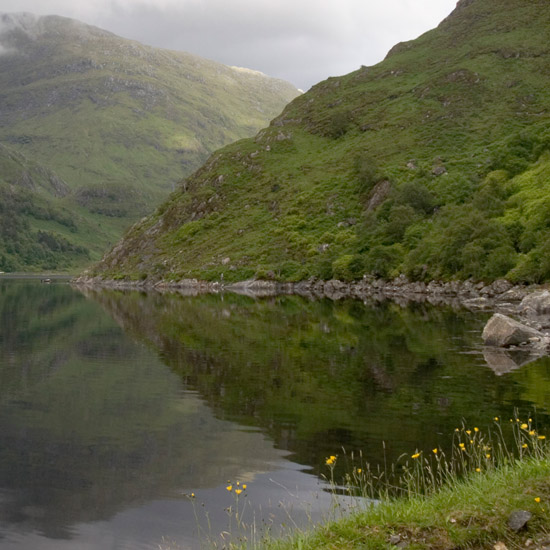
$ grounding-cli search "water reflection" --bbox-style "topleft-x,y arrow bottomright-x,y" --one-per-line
0,279 -> 333,549
1,279 -> 550,549
83,288 -> 550,476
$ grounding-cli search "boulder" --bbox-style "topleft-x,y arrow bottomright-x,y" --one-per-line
519,290 -> 550,315
507,510 -> 532,531
482,313 -> 544,347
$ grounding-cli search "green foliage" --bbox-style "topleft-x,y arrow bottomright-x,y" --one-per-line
331,254 -> 365,281
326,111 -> 351,139
354,154 -> 380,194
0,15 -> 298,272
90,0 -> 550,285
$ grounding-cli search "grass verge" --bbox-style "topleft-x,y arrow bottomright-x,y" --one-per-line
266,457 -> 550,550
262,418 -> 550,550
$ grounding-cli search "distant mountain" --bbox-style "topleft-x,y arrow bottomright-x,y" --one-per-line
88,0 -> 550,285
0,12 -> 299,271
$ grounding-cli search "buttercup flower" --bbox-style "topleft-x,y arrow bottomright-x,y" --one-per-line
411,452 -> 420,459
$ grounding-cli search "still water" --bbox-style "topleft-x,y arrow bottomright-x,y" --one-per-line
0,278 -> 549,549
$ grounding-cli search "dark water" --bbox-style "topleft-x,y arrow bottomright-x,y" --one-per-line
0,278 -> 549,549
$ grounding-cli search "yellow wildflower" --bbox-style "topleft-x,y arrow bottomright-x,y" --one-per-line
235,489 -> 243,495
494,417 -> 499,421
357,468 -> 362,474
486,454 -> 491,459
521,423 -> 528,430
522,444 -> 528,449
535,497 -> 541,503
474,427 -> 479,432
242,484 -> 247,490
325,455 -> 337,465
476,468 -> 481,472
432,448 -> 438,454
529,430 -> 536,436
466,430 -> 472,435
411,452 -> 420,459
538,435 -> 546,440
226,485 -> 233,491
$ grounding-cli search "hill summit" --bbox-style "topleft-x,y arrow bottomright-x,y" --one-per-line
0,12 -> 299,271
87,0 -> 550,285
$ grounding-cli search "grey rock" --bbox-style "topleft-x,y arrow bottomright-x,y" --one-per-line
489,279 -> 513,295
366,180 -> 391,212
432,165 -> 447,176
389,534 -> 408,547
482,313 -> 544,347
507,509 -> 532,531
520,290 -> 550,315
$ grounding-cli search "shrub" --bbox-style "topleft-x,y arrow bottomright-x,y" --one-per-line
332,254 -> 365,281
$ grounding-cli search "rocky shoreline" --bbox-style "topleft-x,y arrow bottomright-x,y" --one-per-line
73,274 -> 550,375
73,273 -> 536,307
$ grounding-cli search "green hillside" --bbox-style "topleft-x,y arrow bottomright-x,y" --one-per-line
0,12 -> 299,272
88,0 -> 550,285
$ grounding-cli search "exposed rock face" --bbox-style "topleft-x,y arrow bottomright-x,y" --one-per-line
366,180 -> 391,212
482,313 -> 545,347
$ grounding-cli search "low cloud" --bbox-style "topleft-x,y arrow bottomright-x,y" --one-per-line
0,0 -> 458,89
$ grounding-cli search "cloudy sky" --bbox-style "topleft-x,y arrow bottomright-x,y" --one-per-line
0,0 -> 458,90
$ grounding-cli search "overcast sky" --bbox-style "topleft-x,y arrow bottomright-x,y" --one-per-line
0,0 -> 458,90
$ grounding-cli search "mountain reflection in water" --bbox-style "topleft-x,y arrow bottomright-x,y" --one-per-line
0,278 -> 549,549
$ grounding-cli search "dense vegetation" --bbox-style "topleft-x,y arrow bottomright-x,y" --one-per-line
0,13 -> 299,271
90,0 -> 550,285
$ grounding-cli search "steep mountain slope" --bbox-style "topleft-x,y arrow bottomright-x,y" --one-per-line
88,0 -> 550,285
0,12 -> 299,271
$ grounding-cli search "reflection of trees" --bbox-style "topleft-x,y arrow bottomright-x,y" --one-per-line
0,281 -> 280,538
86,288 -> 550,478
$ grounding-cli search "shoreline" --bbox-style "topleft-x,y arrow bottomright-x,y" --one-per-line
72,274 -> 540,310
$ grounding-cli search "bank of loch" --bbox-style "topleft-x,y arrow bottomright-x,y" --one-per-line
267,455 -> 550,550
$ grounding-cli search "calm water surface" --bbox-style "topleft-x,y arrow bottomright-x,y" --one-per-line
0,278 -> 549,549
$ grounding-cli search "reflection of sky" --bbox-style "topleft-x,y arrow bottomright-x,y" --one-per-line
0,280 -> 341,549
0,463 -> 338,550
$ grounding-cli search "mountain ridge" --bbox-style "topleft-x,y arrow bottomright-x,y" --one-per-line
0,12 -> 299,271
78,0 -> 550,284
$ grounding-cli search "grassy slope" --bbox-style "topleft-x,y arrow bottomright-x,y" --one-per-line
267,457 -> 550,550
0,13 -> 299,271
90,0 -> 550,284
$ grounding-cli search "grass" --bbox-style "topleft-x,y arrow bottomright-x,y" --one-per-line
269,457 -> 550,550
232,417 -> 550,550
90,0 -> 550,286
0,14 -> 299,272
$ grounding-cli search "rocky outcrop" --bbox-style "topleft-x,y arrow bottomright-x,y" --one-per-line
482,313 -> 546,347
